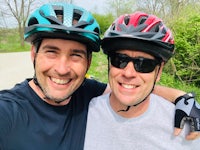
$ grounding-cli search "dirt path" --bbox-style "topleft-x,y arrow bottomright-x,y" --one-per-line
0,52 -> 33,90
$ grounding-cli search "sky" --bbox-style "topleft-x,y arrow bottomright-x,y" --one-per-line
72,0 -> 107,14
0,0 -> 108,28
39,0 -> 108,14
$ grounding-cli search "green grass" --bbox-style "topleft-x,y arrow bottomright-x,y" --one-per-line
159,72 -> 200,99
1,28 -> 199,101
87,50 -> 108,83
0,29 -> 30,53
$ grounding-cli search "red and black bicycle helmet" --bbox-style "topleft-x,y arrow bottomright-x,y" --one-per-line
102,12 -> 175,62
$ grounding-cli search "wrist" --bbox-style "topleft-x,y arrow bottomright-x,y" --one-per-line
174,92 -> 195,104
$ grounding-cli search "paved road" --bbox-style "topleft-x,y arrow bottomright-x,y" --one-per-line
0,52 -> 33,90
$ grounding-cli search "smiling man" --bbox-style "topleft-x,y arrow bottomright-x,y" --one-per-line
84,12 -> 200,150
30,39 -> 90,106
0,2 -> 108,150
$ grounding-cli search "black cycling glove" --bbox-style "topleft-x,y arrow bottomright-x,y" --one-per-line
174,93 -> 200,131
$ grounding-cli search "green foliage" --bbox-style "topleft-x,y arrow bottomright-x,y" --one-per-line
159,72 -> 200,102
88,50 -> 108,83
171,14 -> 200,86
93,13 -> 114,35
0,28 -> 30,53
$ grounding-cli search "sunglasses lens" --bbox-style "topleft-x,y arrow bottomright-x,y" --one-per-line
110,53 -> 128,69
134,58 -> 158,73
109,53 -> 160,73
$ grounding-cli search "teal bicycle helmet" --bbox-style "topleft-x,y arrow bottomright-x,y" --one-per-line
25,2 -> 100,52
102,12 -> 175,62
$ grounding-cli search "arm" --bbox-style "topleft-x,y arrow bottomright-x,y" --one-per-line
153,85 -> 186,103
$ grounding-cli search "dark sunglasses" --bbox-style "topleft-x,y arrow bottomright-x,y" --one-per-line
109,53 -> 161,73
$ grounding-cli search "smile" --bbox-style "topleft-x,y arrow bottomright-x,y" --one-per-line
121,83 -> 138,89
51,77 -> 71,85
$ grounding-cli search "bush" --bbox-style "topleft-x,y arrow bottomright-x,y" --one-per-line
171,14 -> 200,86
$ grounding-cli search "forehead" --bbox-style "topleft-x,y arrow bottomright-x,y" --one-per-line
116,49 -> 155,59
40,38 -> 87,51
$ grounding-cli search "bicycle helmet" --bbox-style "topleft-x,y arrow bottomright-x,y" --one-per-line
25,2 -> 100,52
102,12 -> 175,62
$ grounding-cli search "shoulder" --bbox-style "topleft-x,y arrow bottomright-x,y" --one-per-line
83,79 -> 107,89
151,94 -> 174,106
0,79 -> 30,103
87,93 -> 110,116
150,93 -> 175,112
70,79 -> 107,105
77,79 -> 107,97
90,93 -> 110,106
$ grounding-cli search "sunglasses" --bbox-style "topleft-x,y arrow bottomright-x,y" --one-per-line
109,53 -> 161,73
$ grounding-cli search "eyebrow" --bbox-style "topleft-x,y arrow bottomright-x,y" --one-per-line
72,49 -> 87,56
42,45 -> 60,50
42,45 -> 87,56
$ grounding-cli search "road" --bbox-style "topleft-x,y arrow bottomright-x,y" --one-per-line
0,52 -> 33,90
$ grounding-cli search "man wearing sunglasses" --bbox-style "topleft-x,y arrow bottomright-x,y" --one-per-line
84,12 -> 200,149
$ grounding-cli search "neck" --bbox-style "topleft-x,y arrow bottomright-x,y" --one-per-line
109,94 -> 150,118
29,80 -> 71,106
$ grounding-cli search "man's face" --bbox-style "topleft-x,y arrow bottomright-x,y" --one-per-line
109,50 -> 163,110
31,39 -> 90,104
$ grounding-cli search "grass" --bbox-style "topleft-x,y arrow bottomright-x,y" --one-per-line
88,50 -> 108,83
1,28 -> 199,101
0,29 -> 30,53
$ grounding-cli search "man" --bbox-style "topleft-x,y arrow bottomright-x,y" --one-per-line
0,2 -> 199,150
84,12 -> 200,150
0,2 -> 107,150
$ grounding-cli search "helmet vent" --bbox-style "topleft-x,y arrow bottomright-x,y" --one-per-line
55,10 -> 63,23
53,5 -> 64,23
94,27 -> 100,34
149,23 -> 160,32
73,9 -> 82,25
124,16 -> 130,25
138,16 -> 147,25
28,17 -> 38,26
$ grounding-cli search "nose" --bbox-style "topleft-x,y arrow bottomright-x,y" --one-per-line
54,56 -> 71,75
123,61 -> 137,78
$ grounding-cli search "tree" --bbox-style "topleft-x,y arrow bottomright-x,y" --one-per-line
0,9 -> 6,28
136,0 -> 167,18
135,0 -> 200,22
0,0 -> 40,46
105,0 -> 136,17
47,0 -> 73,3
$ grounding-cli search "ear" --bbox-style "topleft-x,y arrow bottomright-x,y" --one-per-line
155,62 -> 164,82
87,54 -> 92,71
31,45 -> 36,63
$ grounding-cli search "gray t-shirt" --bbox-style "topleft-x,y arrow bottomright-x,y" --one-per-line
84,93 -> 200,150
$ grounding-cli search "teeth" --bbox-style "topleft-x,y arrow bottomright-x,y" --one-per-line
51,78 -> 70,85
121,84 -> 136,89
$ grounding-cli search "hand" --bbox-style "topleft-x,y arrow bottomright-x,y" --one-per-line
174,93 -> 200,140
174,128 -> 200,140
